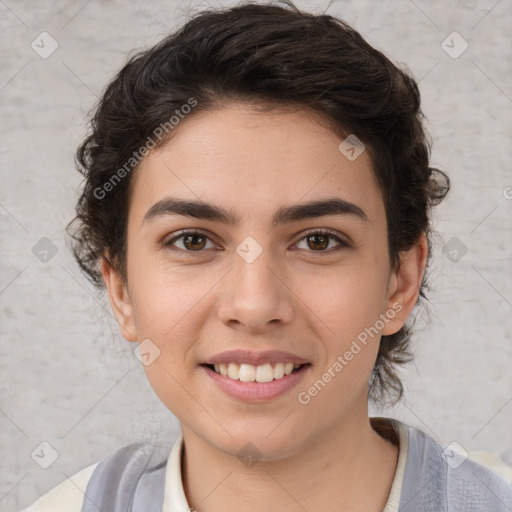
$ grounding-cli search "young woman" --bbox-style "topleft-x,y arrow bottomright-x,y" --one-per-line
21,1 -> 512,511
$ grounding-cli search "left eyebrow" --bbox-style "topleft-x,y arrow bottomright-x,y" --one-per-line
142,197 -> 368,227
273,197 -> 368,225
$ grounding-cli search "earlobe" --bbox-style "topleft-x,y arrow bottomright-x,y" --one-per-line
382,234 -> 428,336
101,258 -> 138,342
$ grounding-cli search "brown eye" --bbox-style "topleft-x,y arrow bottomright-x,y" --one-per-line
165,231 -> 216,252
183,234 -> 207,250
306,233 -> 329,251
294,230 -> 348,253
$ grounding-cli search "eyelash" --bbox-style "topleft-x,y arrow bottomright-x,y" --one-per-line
163,228 -> 350,256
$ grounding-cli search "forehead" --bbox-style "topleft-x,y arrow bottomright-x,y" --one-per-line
129,103 -> 384,226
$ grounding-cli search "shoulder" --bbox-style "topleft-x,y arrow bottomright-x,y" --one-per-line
399,421 -> 512,511
82,440 -> 171,510
444,448 -> 512,510
20,441 -> 171,512
19,461 -> 99,512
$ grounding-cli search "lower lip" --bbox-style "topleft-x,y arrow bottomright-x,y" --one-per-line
201,364 -> 310,402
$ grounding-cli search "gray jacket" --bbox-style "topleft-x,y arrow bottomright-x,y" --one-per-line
81,422 -> 512,511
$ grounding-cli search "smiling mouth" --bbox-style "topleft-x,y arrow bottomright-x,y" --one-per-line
202,362 -> 309,383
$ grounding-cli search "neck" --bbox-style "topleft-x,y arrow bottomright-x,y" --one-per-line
181,410 -> 399,512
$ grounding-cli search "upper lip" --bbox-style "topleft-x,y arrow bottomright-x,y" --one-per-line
203,350 -> 310,366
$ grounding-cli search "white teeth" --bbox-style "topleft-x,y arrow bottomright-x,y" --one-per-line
227,363 -> 240,380
256,363 -> 274,383
284,363 -> 294,375
273,362 -> 285,379
239,364 -> 256,382
210,362 -> 305,382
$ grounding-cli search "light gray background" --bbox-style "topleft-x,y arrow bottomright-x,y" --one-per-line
1,0 -> 511,510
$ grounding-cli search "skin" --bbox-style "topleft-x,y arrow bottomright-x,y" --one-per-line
102,102 -> 428,512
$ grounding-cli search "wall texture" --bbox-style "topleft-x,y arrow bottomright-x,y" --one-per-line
1,0 -> 511,510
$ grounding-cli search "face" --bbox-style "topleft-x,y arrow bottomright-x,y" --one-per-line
103,102 -> 426,460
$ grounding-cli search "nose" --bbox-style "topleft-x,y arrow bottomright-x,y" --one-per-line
216,247 -> 294,334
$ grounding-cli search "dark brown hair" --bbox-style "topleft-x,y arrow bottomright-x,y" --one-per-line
67,0 -> 449,405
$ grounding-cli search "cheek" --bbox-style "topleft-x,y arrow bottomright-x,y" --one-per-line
130,266 -> 211,410
293,259 -> 391,395
126,245 -> 212,338
295,260 -> 390,341
294,270 -> 388,409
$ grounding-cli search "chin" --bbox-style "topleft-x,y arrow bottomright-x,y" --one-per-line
203,423 -> 309,464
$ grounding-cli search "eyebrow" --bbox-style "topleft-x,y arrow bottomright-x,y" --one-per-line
143,197 -> 368,227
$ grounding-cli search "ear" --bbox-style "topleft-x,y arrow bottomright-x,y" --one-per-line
101,258 -> 138,342
382,233 -> 428,336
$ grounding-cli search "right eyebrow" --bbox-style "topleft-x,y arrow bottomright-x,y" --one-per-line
143,198 -> 239,226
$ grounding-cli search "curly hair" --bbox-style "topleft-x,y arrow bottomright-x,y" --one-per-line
67,0 -> 449,406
